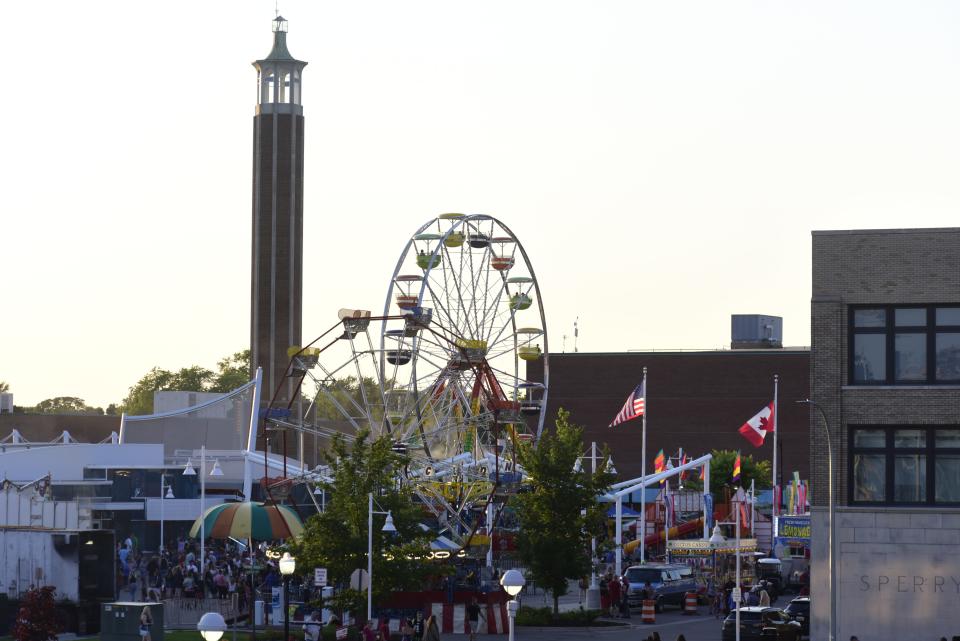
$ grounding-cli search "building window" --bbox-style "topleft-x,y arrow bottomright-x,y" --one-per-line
849,426 -> 960,506
849,305 -> 960,384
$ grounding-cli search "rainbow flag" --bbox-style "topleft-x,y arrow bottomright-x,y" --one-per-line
654,449 -> 666,484
732,452 -> 741,485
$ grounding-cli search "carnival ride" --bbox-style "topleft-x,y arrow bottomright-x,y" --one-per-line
261,214 -> 549,548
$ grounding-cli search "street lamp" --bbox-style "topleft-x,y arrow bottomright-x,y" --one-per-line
711,505 -> 742,641
500,569 -> 526,641
367,493 -> 397,623
197,612 -> 227,641
160,474 -> 174,556
573,442 -> 603,600
183,445 -> 222,574
798,399 -> 835,641
279,552 -> 296,641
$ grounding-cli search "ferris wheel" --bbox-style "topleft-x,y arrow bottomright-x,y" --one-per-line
268,214 -> 549,545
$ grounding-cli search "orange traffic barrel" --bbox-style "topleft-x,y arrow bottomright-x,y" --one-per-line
641,599 -> 656,624
684,592 -> 698,614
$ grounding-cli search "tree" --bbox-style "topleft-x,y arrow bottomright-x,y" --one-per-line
210,350 -> 251,392
119,350 -> 255,415
312,376 -> 388,422
683,449 -> 772,493
512,408 -> 614,615
13,586 -> 60,641
33,397 -> 103,415
0,381 -> 9,393
120,367 -> 175,415
290,429 -> 438,618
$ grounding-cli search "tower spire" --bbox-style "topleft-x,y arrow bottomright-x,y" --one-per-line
251,14 -> 308,421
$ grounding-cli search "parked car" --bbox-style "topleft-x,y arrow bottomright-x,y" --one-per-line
721,607 -> 802,641
623,563 -> 697,612
783,596 -> 810,637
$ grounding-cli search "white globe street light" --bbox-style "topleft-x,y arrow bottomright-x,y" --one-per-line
197,611 -> 227,641
500,569 -> 526,641
279,552 -> 296,641
279,551 -> 296,575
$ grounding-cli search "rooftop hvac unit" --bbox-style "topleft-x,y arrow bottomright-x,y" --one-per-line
731,315 -> 783,349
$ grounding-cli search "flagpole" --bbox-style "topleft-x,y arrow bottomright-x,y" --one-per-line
664,478 -> 670,563
640,366 -> 647,564
773,374 -> 779,526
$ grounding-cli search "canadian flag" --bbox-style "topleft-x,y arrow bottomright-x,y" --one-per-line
738,402 -> 775,447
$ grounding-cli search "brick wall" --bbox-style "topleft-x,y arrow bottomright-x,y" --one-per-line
527,350 -> 810,481
810,228 -> 960,506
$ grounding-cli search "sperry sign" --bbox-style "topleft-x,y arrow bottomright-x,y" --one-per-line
858,575 -> 960,593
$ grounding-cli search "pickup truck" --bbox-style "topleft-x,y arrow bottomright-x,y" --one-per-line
624,563 -> 699,612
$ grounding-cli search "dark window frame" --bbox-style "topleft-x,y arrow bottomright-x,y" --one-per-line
848,304 -> 960,385
848,426 -> 960,507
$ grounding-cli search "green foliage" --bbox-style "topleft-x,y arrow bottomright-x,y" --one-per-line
165,365 -> 214,392
120,367 -> 175,415
120,351 -> 252,415
312,376 -> 388,422
32,397 -> 103,415
210,350 -> 252,393
290,429 -> 438,619
683,449 -> 772,492
12,586 -> 59,641
515,606 -> 602,627
512,408 -> 614,614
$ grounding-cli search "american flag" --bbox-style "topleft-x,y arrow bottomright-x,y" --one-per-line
608,381 -> 645,427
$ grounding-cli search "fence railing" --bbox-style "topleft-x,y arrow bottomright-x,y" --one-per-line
164,596 -> 242,628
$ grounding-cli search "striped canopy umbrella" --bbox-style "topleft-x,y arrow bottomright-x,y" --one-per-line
189,501 -> 304,541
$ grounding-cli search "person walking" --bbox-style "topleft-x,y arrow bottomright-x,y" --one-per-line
413,611 -> 425,641
424,614 -> 441,641
139,606 -> 153,641
607,574 -> 622,618
619,575 -> 631,618
466,597 -> 484,641
758,585 -> 770,607
400,617 -> 414,641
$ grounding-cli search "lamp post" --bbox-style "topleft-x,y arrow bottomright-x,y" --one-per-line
710,506 -> 742,641
500,569 -> 525,641
197,611 -> 227,641
367,493 -> 397,623
160,475 -> 174,557
798,399 -> 835,641
279,552 -> 296,641
573,442 -> 602,595
184,445 -> 224,575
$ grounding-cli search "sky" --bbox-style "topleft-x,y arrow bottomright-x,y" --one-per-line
2,1 -> 960,409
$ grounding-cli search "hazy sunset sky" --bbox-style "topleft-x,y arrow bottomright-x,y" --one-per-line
3,1 -> 960,408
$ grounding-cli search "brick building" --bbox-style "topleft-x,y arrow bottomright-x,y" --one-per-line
526,349 -> 810,483
809,227 -> 960,640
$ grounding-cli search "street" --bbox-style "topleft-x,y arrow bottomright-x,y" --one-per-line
514,611 -> 721,641
493,581 -> 722,641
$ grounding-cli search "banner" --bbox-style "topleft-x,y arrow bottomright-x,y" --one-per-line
777,515 -> 811,545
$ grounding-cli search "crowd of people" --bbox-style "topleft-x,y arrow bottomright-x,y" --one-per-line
115,534 -> 305,610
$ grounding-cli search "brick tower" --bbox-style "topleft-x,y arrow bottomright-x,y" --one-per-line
250,15 -> 307,406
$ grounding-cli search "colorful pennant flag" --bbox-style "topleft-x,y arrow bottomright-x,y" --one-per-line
738,402 -> 775,447
732,452 -> 742,485
679,453 -> 689,481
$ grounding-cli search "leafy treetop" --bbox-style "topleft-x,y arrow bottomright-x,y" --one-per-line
512,408 -> 614,614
